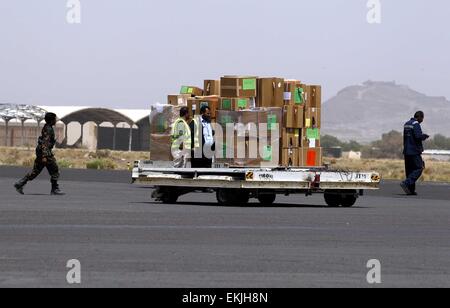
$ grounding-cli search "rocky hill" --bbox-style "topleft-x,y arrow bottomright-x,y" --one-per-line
322,81 -> 450,142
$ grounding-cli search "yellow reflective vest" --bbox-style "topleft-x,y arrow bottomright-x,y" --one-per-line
171,118 -> 191,151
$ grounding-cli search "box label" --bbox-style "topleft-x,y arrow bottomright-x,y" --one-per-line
307,150 -> 317,166
306,128 -> 320,139
238,99 -> 248,109
243,78 -> 257,90
284,92 -> 292,101
295,88 -> 304,104
180,86 -> 189,94
262,146 -> 272,161
267,114 -> 277,131
222,99 -> 231,109
305,118 -> 311,128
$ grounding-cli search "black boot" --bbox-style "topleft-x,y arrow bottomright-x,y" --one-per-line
14,177 -> 28,195
51,180 -> 65,196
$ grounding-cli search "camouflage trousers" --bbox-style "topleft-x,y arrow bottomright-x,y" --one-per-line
26,156 -> 60,182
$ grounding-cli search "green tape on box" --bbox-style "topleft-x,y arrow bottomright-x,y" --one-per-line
223,144 -> 227,158
180,86 -> 189,94
156,118 -> 166,133
187,87 -> 194,94
238,99 -> 248,109
242,79 -> 256,90
267,114 -> 277,131
222,99 -> 231,110
262,146 -> 272,161
306,128 -> 320,139
295,88 -> 304,104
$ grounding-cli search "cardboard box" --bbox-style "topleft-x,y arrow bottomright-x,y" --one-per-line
284,105 -> 304,128
215,135 -> 262,167
282,148 -> 300,167
180,86 -> 204,97
196,96 -> 220,119
168,94 -> 190,106
299,147 -> 323,167
150,104 -> 181,135
257,107 -> 283,135
235,111 -> 258,138
284,80 -> 305,106
187,98 -> 199,118
219,98 -> 251,111
302,128 -> 321,148
215,120 -> 281,167
304,107 -> 321,128
232,137 -> 262,167
300,83 -> 311,108
282,128 -> 302,148
186,97 -> 219,119
308,85 -> 321,108
239,110 -> 259,125
150,134 -> 173,161
256,78 -> 284,108
204,80 -> 221,96
216,110 -> 239,133
221,76 -> 258,98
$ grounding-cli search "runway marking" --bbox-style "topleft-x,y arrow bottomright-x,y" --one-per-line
0,224 -> 328,231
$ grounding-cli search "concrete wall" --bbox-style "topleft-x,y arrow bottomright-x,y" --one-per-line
0,122 -> 64,148
1,120 -> 150,152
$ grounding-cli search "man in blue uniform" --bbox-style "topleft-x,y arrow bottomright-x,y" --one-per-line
401,111 -> 430,195
14,112 -> 65,195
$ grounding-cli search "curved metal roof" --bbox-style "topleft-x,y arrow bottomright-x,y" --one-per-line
1,104 -> 150,126
0,104 -> 47,122
59,107 -> 135,125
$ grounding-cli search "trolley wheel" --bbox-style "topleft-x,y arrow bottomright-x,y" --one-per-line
341,195 -> 357,208
153,187 -> 179,204
257,194 -> 276,206
216,189 -> 249,206
161,193 -> 179,204
324,193 -> 342,207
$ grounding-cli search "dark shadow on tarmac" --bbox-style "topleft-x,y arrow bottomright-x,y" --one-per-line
130,201 -> 370,209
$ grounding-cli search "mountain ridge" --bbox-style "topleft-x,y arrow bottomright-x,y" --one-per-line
322,81 -> 450,142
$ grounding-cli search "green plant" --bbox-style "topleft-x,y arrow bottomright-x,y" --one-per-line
86,159 -> 116,170
58,159 -> 73,169
21,157 -> 35,167
95,149 -> 111,159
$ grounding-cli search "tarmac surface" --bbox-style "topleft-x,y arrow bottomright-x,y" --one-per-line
0,166 -> 449,288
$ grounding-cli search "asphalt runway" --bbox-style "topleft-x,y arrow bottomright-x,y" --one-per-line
0,166 -> 449,288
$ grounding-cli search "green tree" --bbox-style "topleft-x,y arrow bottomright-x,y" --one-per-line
342,140 -> 362,152
425,134 -> 450,150
321,135 -> 342,148
321,135 -> 362,152
363,130 -> 403,159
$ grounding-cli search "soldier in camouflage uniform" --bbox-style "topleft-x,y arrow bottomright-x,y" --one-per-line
14,112 -> 65,195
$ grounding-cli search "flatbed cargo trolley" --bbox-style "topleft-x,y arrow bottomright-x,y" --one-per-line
132,161 -> 381,207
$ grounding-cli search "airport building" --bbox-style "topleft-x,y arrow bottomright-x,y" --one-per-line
0,104 -> 150,152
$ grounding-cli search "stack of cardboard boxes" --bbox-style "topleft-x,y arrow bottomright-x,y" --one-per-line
151,75 -> 323,168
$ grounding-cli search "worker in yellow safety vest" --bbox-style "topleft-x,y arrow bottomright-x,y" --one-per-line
171,107 -> 192,168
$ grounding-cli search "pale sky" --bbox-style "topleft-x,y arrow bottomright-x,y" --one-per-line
0,0 -> 449,108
